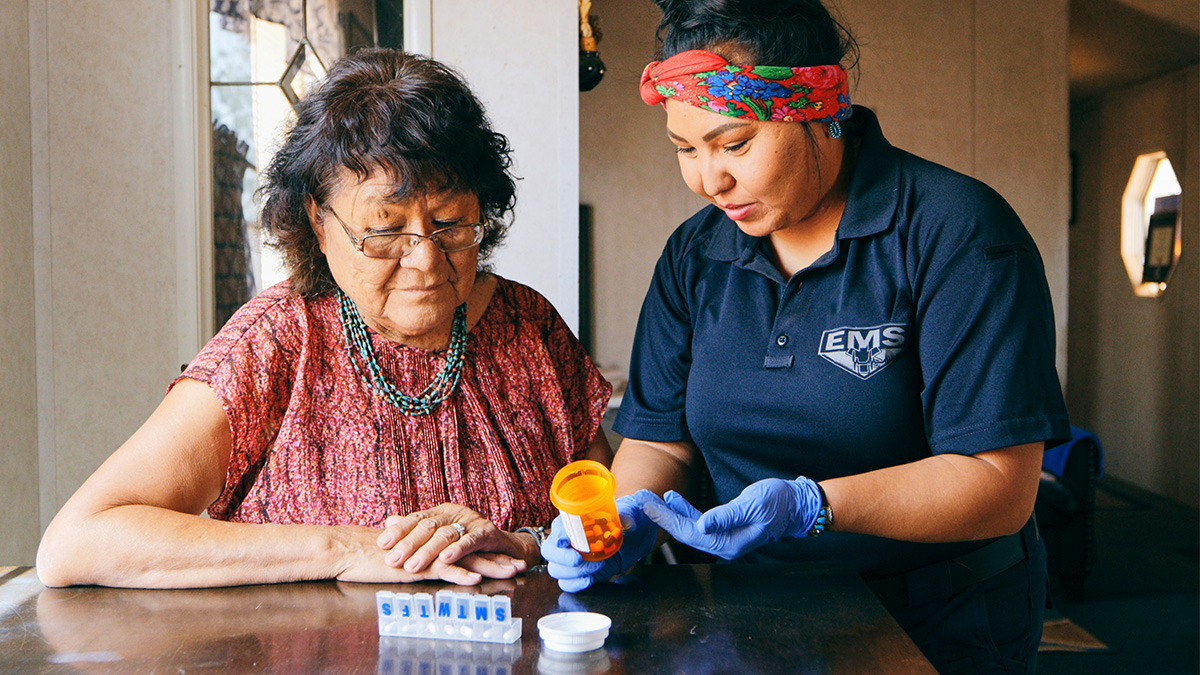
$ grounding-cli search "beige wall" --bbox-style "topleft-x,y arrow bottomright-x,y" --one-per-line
1,0 -> 40,566
1068,65 -> 1199,508
0,1 -> 184,564
582,0 -> 1071,385
431,0 -> 582,329
40,1 -> 182,501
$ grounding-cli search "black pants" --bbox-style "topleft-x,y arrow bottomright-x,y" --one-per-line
884,523 -> 1047,674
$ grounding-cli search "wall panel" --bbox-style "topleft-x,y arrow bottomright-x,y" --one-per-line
1,0 -> 40,565
44,1 -> 180,499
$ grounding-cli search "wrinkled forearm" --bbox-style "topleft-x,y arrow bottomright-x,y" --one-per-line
36,504 -> 361,589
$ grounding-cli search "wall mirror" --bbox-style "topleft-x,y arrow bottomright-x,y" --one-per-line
1121,151 -> 1183,298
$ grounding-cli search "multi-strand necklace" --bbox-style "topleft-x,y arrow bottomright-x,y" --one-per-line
337,289 -> 467,415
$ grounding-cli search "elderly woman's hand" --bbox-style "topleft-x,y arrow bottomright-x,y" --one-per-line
331,526 -> 495,586
375,503 -> 537,579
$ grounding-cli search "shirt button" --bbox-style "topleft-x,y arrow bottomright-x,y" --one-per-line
776,334 -> 789,347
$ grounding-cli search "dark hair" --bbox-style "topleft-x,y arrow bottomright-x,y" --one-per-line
258,48 -> 518,296
653,0 -> 858,70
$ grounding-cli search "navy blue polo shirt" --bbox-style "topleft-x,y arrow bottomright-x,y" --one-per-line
614,106 -> 1070,577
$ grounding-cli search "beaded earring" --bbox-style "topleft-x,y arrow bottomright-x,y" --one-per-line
828,120 -> 842,139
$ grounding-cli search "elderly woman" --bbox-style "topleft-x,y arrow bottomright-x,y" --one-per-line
544,0 -> 1068,672
37,49 -> 611,589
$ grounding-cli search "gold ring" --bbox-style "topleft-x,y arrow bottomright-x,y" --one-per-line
449,522 -> 466,539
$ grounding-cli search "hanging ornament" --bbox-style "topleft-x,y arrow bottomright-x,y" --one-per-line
579,0 -> 606,92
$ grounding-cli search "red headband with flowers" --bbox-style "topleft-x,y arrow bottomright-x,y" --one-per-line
640,49 -> 852,124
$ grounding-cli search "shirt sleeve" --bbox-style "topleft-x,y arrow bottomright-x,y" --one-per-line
548,313 -> 613,459
613,227 -> 697,443
908,179 -> 1071,455
510,283 -> 613,460
168,287 -> 302,488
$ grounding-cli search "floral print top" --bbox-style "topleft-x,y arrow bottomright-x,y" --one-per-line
175,277 -> 611,531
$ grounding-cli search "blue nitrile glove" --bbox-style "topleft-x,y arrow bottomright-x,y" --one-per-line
643,477 -> 822,560
541,489 -> 663,593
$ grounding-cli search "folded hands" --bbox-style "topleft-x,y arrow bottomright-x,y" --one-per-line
336,503 -> 537,586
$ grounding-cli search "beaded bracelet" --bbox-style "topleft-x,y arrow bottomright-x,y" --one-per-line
809,483 -> 834,536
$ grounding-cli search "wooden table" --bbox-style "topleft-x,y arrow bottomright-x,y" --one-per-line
0,564 -> 934,673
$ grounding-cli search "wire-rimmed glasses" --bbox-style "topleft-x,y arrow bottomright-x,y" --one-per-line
322,204 -> 486,259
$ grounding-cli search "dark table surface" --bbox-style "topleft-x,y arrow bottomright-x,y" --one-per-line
0,563 -> 934,674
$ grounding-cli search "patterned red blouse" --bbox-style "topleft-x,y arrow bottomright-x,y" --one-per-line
175,277 -> 611,531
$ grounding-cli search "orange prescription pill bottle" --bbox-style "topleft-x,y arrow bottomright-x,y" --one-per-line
549,460 -> 624,561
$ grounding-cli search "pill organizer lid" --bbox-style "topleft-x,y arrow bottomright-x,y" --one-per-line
537,612 -> 611,653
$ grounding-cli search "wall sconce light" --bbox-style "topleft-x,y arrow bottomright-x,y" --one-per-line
579,0 -> 605,91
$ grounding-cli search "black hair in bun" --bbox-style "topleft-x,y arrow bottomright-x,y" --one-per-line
652,0 -> 857,70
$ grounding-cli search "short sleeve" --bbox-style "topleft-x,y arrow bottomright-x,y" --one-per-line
504,282 -> 613,460
169,285 -> 303,479
544,306 -> 613,458
909,182 -> 1070,455
613,229 -> 696,442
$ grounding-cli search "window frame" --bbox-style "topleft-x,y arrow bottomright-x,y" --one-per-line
174,0 -> 430,360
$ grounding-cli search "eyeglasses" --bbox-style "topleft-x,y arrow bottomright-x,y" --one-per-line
322,204 -> 486,259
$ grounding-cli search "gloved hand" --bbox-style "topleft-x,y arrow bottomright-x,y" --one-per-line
541,489 -> 663,593
643,477 -> 823,560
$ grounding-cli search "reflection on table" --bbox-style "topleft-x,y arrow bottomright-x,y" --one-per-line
0,564 -> 934,674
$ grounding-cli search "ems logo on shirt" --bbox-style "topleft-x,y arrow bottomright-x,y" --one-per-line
818,324 -> 907,380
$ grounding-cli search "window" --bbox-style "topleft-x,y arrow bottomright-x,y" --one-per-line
1121,152 -> 1183,298
207,0 -> 402,330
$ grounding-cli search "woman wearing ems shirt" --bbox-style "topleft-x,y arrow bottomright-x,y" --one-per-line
542,1 -> 1069,672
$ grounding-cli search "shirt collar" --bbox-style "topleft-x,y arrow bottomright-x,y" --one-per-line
837,105 -> 901,240
705,105 -> 901,268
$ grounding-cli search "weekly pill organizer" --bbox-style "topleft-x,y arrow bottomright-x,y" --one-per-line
376,590 -> 523,644
376,589 -> 612,656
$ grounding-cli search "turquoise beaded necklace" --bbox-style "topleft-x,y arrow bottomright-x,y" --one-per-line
337,289 -> 467,415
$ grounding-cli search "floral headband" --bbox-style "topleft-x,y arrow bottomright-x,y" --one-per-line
640,49 -> 852,124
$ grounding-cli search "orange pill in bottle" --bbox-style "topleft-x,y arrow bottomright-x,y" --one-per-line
549,460 -> 624,561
